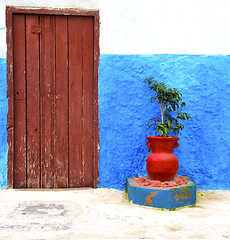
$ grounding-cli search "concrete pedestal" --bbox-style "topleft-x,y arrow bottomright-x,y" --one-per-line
126,176 -> 196,210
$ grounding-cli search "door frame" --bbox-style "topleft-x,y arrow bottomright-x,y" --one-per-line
6,6 -> 100,188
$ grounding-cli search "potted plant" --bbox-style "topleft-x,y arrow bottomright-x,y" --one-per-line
144,77 -> 191,182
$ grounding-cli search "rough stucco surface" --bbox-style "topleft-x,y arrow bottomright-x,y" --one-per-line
0,58 -> 7,188
0,55 -> 230,190
98,54 -> 230,190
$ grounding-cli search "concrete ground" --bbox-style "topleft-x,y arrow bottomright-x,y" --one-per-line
0,188 -> 229,240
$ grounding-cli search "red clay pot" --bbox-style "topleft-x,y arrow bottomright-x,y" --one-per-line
146,136 -> 179,182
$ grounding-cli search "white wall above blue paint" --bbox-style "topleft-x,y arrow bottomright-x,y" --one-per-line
101,0 -> 230,55
1,0 -> 230,57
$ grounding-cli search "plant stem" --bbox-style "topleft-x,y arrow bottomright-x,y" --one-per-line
159,102 -> 166,124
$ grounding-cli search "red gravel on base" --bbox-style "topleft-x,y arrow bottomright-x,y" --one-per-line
134,176 -> 188,188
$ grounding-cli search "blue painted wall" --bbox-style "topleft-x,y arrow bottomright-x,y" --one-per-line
0,58 -> 7,188
98,54 -> 230,190
1,55 -> 230,190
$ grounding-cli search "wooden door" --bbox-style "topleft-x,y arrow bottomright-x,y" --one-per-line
7,8 -> 99,188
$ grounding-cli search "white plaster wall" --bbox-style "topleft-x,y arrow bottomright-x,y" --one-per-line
1,0 -> 230,57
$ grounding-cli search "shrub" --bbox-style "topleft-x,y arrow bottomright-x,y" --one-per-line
144,77 -> 191,137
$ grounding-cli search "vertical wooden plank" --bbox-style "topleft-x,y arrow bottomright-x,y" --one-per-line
40,15 -> 55,188
12,14 -> 27,188
82,17 -> 94,187
55,16 -> 68,188
6,7 -> 14,188
68,16 -> 83,188
93,13 -> 100,188
26,15 -> 40,188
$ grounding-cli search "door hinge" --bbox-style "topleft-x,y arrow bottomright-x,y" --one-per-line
31,24 -> 42,34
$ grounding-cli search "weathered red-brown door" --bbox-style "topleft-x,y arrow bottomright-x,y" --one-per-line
6,8 -> 99,188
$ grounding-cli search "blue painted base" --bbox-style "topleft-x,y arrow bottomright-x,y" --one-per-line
126,176 -> 196,210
